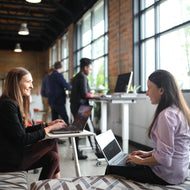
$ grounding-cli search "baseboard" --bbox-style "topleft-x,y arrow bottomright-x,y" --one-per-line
115,135 -> 153,151
128,140 -> 153,151
94,128 -> 153,151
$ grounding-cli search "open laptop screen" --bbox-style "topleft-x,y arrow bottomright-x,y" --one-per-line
103,139 -> 121,161
72,105 -> 92,130
114,72 -> 133,93
96,130 -> 122,161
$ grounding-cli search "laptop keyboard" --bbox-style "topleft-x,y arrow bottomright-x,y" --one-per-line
115,155 -> 128,165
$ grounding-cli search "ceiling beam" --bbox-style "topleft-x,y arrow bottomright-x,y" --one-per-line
0,30 -> 41,37
0,36 -> 39,41
0,7 -> 51,16
48,0 -> 73,18
0,23 -> 44,30
0,13 -> 49,22
41,32 -> 54,42
51,14 -> 65,27
0,1 -> 56,11
45,24 -> 58,36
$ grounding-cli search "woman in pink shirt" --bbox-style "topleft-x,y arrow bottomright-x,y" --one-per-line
105,70 -> 190,185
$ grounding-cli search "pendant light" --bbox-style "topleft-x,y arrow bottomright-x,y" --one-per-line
14,43 -> 22,53
18,23 -> 29,35
25,0 -> 41,3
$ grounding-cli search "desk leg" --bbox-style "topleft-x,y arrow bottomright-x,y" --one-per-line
100,102 -> 107,133
122,103 -> 129,153
71,137 -> 81,177
87,119 -> 95,149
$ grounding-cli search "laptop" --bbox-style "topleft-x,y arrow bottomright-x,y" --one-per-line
95,130 -> 135,166
51,105 -> 93,134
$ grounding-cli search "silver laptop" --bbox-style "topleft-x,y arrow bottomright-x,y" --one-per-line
51,105 -> 93,134
96,130 -> 131,166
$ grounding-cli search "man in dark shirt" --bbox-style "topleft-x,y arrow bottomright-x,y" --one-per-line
70,58 -> 103,159
41,68 -> 54,122
48,61 -> 72,127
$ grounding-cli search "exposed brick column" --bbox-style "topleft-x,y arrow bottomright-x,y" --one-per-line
108,0 -> 133,92
68,23 -> 74,83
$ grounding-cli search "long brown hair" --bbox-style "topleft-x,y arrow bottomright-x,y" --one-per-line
147,70 -> 190,138
1,67 -> 30,127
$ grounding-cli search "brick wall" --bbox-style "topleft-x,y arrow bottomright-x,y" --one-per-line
0,50 -> 49,94
108,0 -> 133,92
68,23 -> 74,82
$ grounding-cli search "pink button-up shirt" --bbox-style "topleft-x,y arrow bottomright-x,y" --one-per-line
150,105 -> 190,184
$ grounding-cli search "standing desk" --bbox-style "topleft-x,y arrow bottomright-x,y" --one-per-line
92,95 -> 144,153
46,130 -> 94,177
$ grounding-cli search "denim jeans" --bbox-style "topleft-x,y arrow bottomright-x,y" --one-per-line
51,104 -> 69,125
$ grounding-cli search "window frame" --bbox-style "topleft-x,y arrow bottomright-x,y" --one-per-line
73,0 -> 108,88
134,0 -> 190,92
60,33 -> 69,81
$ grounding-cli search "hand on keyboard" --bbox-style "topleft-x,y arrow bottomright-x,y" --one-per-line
126,161 -> 136,167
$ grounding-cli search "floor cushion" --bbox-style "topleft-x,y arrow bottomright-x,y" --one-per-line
30,175 -> 190,190
0,171 -> 28,190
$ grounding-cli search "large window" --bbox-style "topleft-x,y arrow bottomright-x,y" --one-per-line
61,33 -> 69,81
51,44 -> 57,66
74,0 -> 108,88
134,0 -> 190,91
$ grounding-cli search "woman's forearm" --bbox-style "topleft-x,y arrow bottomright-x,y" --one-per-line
147,150 -> 153,157
140,155 -> 159,166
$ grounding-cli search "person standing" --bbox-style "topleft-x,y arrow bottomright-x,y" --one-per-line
41,68 -> 54,122
48,61 -> 72,128
70,58 -> 104,159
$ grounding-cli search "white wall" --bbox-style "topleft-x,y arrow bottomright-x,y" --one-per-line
30,92 -> 190,148
30,94 -> 43,111
107,93 -> 190,148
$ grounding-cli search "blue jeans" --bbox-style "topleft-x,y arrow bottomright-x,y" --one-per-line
51,104 -> 69,125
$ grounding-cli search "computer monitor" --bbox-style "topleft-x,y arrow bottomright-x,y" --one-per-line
114,72 -> 133,93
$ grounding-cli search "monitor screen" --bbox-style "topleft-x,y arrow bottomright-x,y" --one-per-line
72,105 -> 92,130
114,72 -> 133,93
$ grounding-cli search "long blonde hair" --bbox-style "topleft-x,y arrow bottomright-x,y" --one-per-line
2,67 -> 30,127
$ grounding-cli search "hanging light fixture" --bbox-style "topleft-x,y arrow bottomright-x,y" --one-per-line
14,43 -> 22,53
18,23 -> 29,35
25,0 -> 41,3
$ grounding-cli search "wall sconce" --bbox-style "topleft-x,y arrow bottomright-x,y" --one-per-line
14,43 -> 22,53
18,23 -> 29,35
25,0 -> 41,3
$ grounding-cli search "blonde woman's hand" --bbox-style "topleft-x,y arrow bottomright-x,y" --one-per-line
44,120 -> 67,134
47,119 -> 66,126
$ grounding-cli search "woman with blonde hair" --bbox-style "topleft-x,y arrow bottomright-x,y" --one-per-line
0,67 -> 67,180
106,70 -> 190,185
